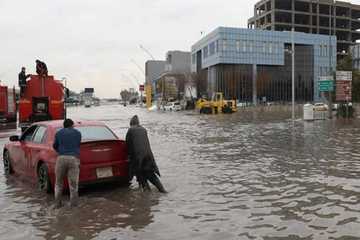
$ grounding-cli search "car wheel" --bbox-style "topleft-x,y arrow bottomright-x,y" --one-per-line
3,150 -> 13,175
38,163 -> 52,193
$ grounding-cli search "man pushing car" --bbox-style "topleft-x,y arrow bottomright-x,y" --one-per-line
126,115 -> 166,193
53,119 -> 82,208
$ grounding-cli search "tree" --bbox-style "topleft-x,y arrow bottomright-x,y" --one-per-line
120,89 -> 139,104
120,89 -> 131,102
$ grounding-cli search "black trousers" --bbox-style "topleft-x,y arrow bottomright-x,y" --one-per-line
20,86 -> 26,96
137,171 -> 166,193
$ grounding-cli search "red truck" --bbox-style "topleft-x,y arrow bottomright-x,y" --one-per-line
0,85 -> 17,124
19,75 -> 65,131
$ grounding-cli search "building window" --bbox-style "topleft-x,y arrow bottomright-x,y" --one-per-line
248,41 -> 253,52
323,45 -> 327,57
192,53 -> 196,64
263,42 -> 267,53
269,42 -> 273,54
209,42 -> 215,55
273,43 -> 278,54
167,54 -> 172,64
320,45 -> 323,56
223,39 -> 227,51
203,46 -> 208,59
236,40 -> 241,52
243,41 -> 247,52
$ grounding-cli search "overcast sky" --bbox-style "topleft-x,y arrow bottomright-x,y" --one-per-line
4,0 -> 354,98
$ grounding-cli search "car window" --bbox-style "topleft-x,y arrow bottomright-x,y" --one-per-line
174,102 -> 180,105
77,126 -> 118,142
33,126 -> 47,144
21,125 -> 38,142
56,126 -> 118,142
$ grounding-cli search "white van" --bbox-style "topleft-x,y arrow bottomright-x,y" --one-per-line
164,102 -> 181,111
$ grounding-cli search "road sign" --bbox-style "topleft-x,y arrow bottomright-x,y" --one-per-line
336,80 -> 352,101
139,84 -> 144,91
318,77 -> 334,92
336,71 -> 352,81
84,88 -> 94,93
336,71 -> 352,101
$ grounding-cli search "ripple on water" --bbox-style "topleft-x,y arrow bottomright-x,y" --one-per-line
0,106 -> 360,239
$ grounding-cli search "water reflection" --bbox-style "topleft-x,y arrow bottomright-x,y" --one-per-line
0,123 -> 17,132
1,176 -> 159,240
40,188 -> 159,240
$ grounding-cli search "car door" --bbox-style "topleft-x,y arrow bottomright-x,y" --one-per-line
28,125 -> 49,177
11,125 -> 38,175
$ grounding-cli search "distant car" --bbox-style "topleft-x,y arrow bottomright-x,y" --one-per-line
2,120 -> 128,193
164,102 -> 181,111
314,102 -> 328,111
84,100 -> 91,108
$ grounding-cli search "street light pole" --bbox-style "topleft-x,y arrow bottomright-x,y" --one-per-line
291,27 -> 295,120
328,0 -> 334,119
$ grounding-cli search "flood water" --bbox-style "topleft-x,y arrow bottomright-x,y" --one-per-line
1,104 -> 360,240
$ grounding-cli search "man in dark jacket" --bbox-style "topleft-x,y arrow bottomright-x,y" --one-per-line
53,119 -> 82,207
126,115 -> 166,193
18,67 -> 30,96
36,59 -> 48,76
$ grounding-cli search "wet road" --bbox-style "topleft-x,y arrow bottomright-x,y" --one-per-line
1,104 -> 360,240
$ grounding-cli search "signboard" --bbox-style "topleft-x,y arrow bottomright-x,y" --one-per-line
336,71 -> 352,101
139,84 -> 144,91
318,76 -> 334,92
336,71 -> 352,81
84,88 -> 94,93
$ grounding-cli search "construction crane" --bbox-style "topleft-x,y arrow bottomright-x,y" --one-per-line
139,44 -> 155,60
130,59 -> 145,76
129,73 -> 141,84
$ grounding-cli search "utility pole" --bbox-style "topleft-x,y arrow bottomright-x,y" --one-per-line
328,0 -> 334,119
291,27 -> 295,120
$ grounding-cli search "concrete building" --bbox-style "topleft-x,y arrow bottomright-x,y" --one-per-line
165,51 -> 191,74
145,60 -> 166,99
248,0 -> 360,58
191,27 -> 336,103
152,50 -> 192,100
145,60 -> 166,85
350,43 -> 360,70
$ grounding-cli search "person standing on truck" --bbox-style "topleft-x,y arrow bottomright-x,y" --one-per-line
36,59 -> 48,76
18,67 -> 30,96
126,115 -> 167,193
53,119 -> 82,208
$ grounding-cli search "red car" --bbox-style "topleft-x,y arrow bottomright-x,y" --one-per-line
2,120 -> 129,193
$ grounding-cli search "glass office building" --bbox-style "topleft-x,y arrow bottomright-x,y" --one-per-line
191,27 -> 336,103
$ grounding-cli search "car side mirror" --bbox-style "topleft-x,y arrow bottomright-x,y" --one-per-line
9,135 -> 20,142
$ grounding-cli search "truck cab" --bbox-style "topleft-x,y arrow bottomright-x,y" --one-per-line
19,75 -> 65,131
